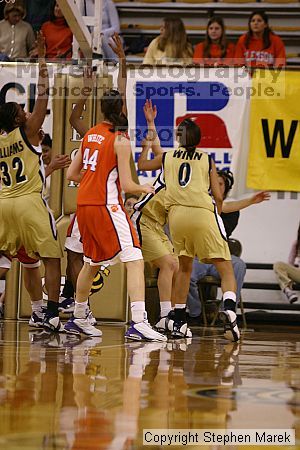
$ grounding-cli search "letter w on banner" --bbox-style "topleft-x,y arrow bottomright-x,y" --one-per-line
247,70 -> 300,192
127,67 -> 251,185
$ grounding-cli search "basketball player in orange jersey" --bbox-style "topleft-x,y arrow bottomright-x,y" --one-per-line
65,88 -> 167,341
64,34 -> 127,324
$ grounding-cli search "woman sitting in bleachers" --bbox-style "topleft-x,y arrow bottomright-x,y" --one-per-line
234,11 -> 286,68
193,16 -> 235,66
40,1 -> 73,60
143,17 -> 193,65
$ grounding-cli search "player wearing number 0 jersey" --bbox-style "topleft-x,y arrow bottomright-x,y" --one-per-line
163,147 -> 230,261
139,113 -> 239,342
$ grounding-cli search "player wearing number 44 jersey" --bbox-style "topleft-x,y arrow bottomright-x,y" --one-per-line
66,89 -> 166,341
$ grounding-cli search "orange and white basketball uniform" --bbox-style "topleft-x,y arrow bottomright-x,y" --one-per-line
76,122 -> 141,266
65,213 -> 84,254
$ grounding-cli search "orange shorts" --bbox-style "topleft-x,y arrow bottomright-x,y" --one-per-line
77,204 -> 142,266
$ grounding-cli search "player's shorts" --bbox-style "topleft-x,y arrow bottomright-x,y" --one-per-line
136,214 -> 174,262
65,213 -> 83,254
0,248 -> 41,269
77,204 -> 142,266
0,254 -> 11,270
168,205 -> 231,262
0,194 -> 63,260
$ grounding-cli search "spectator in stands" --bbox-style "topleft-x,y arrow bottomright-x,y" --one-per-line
143,17 -> 193,65
234,11 -> 286,67
193,16 -> 235,66
83,0 -> 122,60
0,3 -> 36,61
40,2 -> 73,60
273,224 -> 300,304
187,170 -> 270,323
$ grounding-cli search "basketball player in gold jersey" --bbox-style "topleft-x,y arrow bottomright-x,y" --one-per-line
138,101 -> 239,342
132,104 -> 178,334
0,32 -> 64,332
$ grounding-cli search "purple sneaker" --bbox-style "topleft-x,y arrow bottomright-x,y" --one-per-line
125,320 -> 167,342
64,316 -> 102,337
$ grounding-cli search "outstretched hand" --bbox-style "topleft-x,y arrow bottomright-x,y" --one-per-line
108,33 -> 125,59
251,191 -> 271,204
49,154 -> 71,171
143,99 -> 157,123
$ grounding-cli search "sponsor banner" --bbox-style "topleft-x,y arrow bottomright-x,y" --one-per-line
247,70 -> 300,191
126,66 -> 251,184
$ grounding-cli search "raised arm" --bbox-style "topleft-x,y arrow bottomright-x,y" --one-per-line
115,134 -> 155,195
222,191 -> 270,213
210,158 -> 223,215
24,32 -> 48,141
138,141 -> 164,171
138,99 -> 164,171
109,33 -> 127,116
143,99 -> 163,156
69,66 -> 93,138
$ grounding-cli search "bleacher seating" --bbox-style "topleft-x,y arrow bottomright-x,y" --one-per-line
116,1 -> 300,65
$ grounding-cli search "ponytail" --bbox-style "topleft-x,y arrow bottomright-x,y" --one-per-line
101,89 -> 128,132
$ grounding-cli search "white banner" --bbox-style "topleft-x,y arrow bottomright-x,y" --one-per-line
126,66 -> 251,184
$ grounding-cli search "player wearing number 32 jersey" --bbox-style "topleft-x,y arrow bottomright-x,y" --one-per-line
0,118 -> 62,260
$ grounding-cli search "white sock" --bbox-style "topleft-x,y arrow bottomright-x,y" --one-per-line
175,303 -> 186,309
160,301 -> 172,317
131,301 -> 147,323
223,291 -> 236,302
31,300 -> 43,315
74,300 -> 89,319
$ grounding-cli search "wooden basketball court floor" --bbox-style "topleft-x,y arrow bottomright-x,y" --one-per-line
0,320 -> 299,449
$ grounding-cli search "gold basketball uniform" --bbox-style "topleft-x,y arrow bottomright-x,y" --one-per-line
0,127 -> 62,259
132,171 -> 173,262
163,148 -> 230,262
